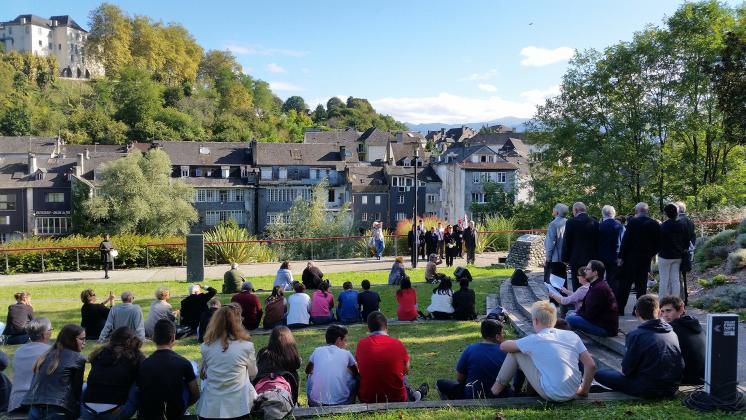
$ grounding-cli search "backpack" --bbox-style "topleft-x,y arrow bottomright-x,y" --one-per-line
510,269 -> 528,286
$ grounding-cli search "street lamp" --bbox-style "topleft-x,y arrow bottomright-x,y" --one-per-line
411,147 -> 419,268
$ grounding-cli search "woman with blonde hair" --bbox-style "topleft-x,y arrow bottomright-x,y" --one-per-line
197,306 -> 258,419
388,256 -> 406,285
3,291 -> 33,345
144,288 -> 178,338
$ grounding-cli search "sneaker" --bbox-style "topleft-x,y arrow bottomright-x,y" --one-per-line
418,383 -> 429,399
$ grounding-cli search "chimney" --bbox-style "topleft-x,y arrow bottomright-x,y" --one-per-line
55,135 -> 62,155
77,153 -> 85,176
28,153 -> 37,175
84,148 -> 90,159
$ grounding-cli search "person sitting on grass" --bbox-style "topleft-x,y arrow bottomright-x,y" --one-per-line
137,319 -> 199,419
3,291 -> 33,345
566,260 -> 619,337
452,277 -> 476,321
548,267 -> 590,313
274,261 -> 295,291
491,301 -> 596,402
302,261 -> 324,290
425,254 -> 442,284
287,282 -> 311,329
263,286 -> 288,330
256,326 -> 302,404
306,325 -> 360,406
80,289 -> 115,342
356,312 -> 429,403
180,284 -> 217,334
660,295 -> 704,385
82,326 -> 145,420
7,318 -> 52,414
99,291 -> 145,342
310,280 -> 335,325
388,256 -> 407,285
358,280 -> 381,322
145,287 -> 179,339
396,277 -> 419,321
337,282 -> 361,324
594,294 -> 683,398
231,281 -> 263,331
198,297 -> 221,343
0,351 -> 9,413
437,319 -> 510,400
427,277 -> 455,320
223,262 -> 245,294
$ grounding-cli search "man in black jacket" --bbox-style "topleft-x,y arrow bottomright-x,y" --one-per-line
463,221 -> 477,265
594,294 -> 683,398
452,278 -> 476,320
561,202 -> 598,291
676,201 -> 696,304
660,296 -> 704,385
425,227 -> 438,257
617,202 -> 661,315
179,284 -> 217,331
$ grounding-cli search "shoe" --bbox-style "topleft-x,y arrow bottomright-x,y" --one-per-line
418,383 -> 429,399
104,275 -> 110,279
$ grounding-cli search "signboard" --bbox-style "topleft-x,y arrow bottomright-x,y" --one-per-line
186,234 -> 204,283
35,210 -> 71,215
705,313 -> 739,400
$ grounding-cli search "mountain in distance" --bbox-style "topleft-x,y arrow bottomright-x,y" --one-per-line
406,116 -> 530,134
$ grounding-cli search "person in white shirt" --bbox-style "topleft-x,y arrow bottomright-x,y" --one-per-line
491,300 -> 595,401
427,277 -> 455,320
145,287 -> 178,338
287,282 -> 312,329
306,325 -> 359,406
197,305 -> 258,419
7,318 -> 53,413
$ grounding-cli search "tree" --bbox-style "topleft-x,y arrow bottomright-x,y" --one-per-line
471,180 -> 516,221
0,101 -> 32,136
86,3 -> 133,76
113,67 -> 164,136
81,149 -> 197,235
282,96 -> 308,114
198,50 -> 243,85
326,96 -> 345,118
311,104 -> 327,123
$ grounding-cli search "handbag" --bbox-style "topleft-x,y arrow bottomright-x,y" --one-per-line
110,249 -> 119,258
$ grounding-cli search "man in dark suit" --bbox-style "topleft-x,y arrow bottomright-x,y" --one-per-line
561,202 -> 599,291
617,202 -> 661,315
425,226 -> 438,258
598,205 -> 625,299
676,201 -> 696,304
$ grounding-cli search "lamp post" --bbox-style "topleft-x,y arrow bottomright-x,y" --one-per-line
411,147 -> 419,268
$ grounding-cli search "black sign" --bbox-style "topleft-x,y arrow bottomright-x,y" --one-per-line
705,314 -> 739,400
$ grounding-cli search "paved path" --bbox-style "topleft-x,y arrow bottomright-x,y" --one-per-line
0,252 -> 506,286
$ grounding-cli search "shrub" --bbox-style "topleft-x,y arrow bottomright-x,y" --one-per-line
476,216 -> 516,253
204,221 -> 276,264
739,219 -> 746,234
737,234 -> 746,249
712,274 -> 729,285
694,229 -> 737,269
698,278 -> 714,288
726,249 -> 746,274
692,284 -> 746,311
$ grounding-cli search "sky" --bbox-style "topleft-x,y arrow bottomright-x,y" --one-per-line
2,1 -> 740,124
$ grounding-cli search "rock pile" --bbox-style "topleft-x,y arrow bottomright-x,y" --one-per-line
506,234 -> 546,269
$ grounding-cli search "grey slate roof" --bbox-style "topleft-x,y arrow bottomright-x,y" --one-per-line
465,132 -> 525,148
359,128 -> 394,146
156,142 -> 251,166
3,15 -> 86,32
384,164 -> 442,183
0,156 -> 75,188
253,142 -> 357,169
348,165 -> 388,192
0,137 -> 58,156
303,129 -> 360,145
388,143 -> 430,165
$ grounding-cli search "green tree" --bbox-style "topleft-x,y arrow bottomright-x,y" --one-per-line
311,104 -> 326,123
113,67 -> 164,136
81,149 -> 197,235
0,101 -> 32,136
471,180 -> 516,221
282,96 -> 308,114
86,3 -> 133,76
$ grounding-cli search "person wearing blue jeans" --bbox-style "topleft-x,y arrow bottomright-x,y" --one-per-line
80,385 -> 138,420
371,222 -> 385,260
565,260 -> 618,337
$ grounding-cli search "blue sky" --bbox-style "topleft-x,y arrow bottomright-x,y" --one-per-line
2,1 -> 739,123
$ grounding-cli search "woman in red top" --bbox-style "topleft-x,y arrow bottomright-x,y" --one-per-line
396,277 -> 418,321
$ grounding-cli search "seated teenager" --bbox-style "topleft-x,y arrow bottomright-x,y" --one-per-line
548,267 -> 590,313
356,312 -> 429,403
357,280 -> 381,322
256,326 -> 302,404
595,294 -> 683,398
306,325 -> 359,406
263,286 -> 288,330
660,296 -> 704,385
302,261 -> 324,290
436,319 -> 509,400
310,281 -> 335,325
490,301 -> 595,402
137,319 -> 199,419
396,277 -> 419,321
427,277 -> 455,320
452,277 -> 476,320
82,327 -> 145,419
566,260 -> 619,337
337,282 -> 361,324
287,282 -> 311,329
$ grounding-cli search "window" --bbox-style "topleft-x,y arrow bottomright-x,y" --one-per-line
310,168 -> 330,180
261,168 -> 272,180
219,190 -> 228,202
205,210 -> 245,226
195,168 -> 203,177
0,216 -> 9,225
35,217 -> 70,235
267,188 -> 313,202
426,194 -> 436,204
395,212 -> 407,221
495,172 -> 507,183
58,43 -> 61,50
398,195 -> 405,204
0,194 -> 16,210
391,176 -> 414,188
471,192 -> 486,204
221,166 -> 230,179
328,189 -> 335,203
195,189 -> 245,203
374,196 -> 381,205
278,167 -> 287,180
361,196 -> 368,205
180,166 -> 189,177
473,171 -> 507,184
45,192 -> 64,203
373,212 -> 382,221
361,212 -> 368,221
267,212 -> 290,225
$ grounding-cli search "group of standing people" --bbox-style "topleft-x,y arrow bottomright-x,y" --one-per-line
408,220 -> 478,267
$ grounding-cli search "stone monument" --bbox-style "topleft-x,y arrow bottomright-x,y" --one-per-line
505,234 -> 545,270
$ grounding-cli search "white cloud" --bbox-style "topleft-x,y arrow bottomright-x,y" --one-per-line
477,83 -> 498,92
459,69 -> 498,81
269,81 -> 305,92
520,46 -> 575,66
372,87 -> 559,124
224,43 -> 309,57
266,63 -> 287,74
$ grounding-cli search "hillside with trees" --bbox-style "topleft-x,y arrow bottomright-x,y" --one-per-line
0,3 -> 406,144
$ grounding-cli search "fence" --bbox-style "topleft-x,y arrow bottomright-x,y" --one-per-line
0,222 -> 737,275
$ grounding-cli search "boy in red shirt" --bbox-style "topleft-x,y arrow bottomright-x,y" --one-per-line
355,311 -> 429,403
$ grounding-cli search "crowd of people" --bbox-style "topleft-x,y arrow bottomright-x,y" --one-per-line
407,220 -> 478,266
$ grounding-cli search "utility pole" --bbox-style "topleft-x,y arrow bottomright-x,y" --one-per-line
411,147 -> 419,268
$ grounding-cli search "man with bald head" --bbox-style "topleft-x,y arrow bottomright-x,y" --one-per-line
617,202 -> 661,315
561,202 -> 599,291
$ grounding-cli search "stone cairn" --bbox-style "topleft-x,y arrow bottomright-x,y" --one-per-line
505,234 -> 546,270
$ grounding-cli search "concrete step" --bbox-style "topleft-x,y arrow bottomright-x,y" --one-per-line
578,331 -> 627,356
499,280 -> 534,337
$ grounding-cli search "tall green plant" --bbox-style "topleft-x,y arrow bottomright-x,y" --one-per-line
476,216 -> 515,252
204,220 -> 275,264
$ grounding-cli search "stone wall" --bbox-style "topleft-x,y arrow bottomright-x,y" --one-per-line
506,234 -> 545,270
